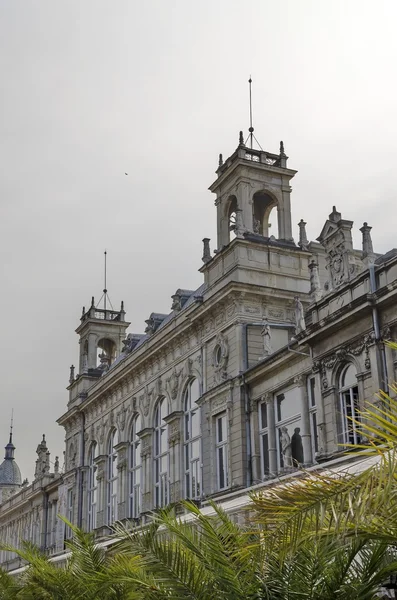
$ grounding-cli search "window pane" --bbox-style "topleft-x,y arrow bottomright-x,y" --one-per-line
261,433 -> 269,475
310,378 -> 316,407
191,440 -> 200,460
260,402 -> 267,430
342,364 -> 357,388
190,378 -> 200,403
191,409 -> 200,439
218,447 -> 225,489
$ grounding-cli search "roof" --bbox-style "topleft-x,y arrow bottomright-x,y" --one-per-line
0,456 -> 22,487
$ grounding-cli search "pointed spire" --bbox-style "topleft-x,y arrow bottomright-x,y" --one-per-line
360,222 -> 374,257
9,409 -> 13,445
279,140 -> 286,156
298,219 -> 309,251
69,364 -> 75,384
329,206 -> 341,222
81,306 -> 85,317
4,411 -> 15,459
218,153 -> 223,167
91,296 -> 95,308
202,238 -> 211,264
238,130 -> 244,147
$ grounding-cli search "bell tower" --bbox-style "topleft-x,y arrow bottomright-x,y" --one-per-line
210,132 -> 296,250
75,296 -> 130,375
67,253 -> 130,404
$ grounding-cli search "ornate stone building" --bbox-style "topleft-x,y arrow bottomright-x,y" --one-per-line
1,131 -> 396,572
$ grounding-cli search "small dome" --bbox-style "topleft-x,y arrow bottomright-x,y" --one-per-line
0,456 -> 22,486
0,439 -> 22,487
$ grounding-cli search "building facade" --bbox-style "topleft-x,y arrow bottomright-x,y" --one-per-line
1,132 -> 397,571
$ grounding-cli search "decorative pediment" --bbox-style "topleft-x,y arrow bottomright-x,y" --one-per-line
317,219 -> 339,244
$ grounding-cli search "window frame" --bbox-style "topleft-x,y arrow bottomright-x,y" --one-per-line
153,398 -> 169,508
87,443 -> 98,531
106,430 -> 118,525
128,415 -> 142,519
183,379 -> 201,500
215,412 -> 229,491
339,365 -> 361,446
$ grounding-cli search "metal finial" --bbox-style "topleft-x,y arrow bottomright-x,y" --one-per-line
91,296 -> 95,307
248,76 -> 254,149
218,153 -> 223,167
9,409 -> 14,444
280,140 -> 285,156
121,300 -> 124,312
239,130 -> 244,146
103,250 -> 107,312
81,306 -> 85,317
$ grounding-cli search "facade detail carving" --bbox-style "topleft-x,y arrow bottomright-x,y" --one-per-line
212,332 -> 229,384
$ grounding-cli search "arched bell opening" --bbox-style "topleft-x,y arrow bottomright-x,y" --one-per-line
97,337 -> 117,369
253,191 -> 279,239
225,195 -> 238,243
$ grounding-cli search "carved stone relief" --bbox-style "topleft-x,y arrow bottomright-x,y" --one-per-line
212,332 -> 229,384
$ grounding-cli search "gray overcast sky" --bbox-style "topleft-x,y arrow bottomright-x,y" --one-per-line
1,0 -> 396,480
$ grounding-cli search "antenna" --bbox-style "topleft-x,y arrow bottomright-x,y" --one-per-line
96,250 -> 114,312
245,77 -> 263,151
248,76 -> 253,150
104,250 -> 107,312
9,409 -> 13,444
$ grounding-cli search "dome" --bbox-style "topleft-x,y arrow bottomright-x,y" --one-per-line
0,439 -> 22,487
0,456 -> 22,486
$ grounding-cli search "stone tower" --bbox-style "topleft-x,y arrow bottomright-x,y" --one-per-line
0,426 -> 22,503
67,296 -> 130,406
211,133 -> 296,250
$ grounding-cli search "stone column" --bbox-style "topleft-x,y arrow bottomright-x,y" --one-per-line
266,394 -> 277,476
312,366 -> 326,456
165,412 -> 183,503
139,428 -> 153,514
239,181 -> 253,233
384,343 -> 396,397
115,442 -> 128,521
280,184 -> 293,241
249,397 -> 260,483
294,375 -> 313,465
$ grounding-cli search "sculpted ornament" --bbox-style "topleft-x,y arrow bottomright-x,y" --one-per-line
212,332 -> 229,383
167,368 -> 182,400
139,387 -> 151,417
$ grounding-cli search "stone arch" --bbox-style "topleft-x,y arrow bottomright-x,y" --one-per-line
178,370 -> 202,412
85,438 -> 98,464
126,409 -> 143,441
331,355 -> 361,388
332,358 -> 361,446
252,189 -> 279,238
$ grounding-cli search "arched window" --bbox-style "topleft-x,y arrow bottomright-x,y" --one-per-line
183,378 -> 201,499
128,415 -> 142,519
106,429 -> 118,524
87,443 -> 98,531
154,399 -> 169,508
339,364 -> 361,445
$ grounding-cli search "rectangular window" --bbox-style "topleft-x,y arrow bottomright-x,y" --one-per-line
215,413 -> 229,490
